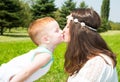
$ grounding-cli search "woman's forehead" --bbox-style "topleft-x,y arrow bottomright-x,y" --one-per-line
66,14 -> 74,22
66,14 -> 72,19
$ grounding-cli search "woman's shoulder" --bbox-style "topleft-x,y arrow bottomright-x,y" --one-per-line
80,56 -> 107,72
87,56 -> 106,64
70,56 -> 108,82
84,54 -> 113,70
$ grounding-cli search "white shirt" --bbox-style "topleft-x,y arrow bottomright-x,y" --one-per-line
67,54 -> 118,82
0,46 -> 53,82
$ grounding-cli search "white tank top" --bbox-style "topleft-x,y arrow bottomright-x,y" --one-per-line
0,46 -> 53,82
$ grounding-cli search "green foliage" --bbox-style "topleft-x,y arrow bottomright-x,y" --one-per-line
79,1 -> 88,8
110,21 -> 120,30
100,0 -> 110,32
0,0 -> 32,35
0,0 -> 20,35
58,0 -> 76,29
31,0 -> 57,20
98,19 -> 111,32
101,0 -> 110,22
19,1 -> 33,28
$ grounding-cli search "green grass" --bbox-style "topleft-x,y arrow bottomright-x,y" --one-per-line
0,30 -> 120,82
101,30 -> 120,81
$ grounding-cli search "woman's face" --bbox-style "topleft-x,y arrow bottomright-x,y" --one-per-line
63,15 -> 72,42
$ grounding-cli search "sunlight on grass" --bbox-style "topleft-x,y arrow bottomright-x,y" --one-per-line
0,28 -> 30,42
0,35 -> 30,42
101,30 -> 120,35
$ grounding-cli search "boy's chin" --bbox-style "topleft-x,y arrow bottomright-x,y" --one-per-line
55,40 -> 63,45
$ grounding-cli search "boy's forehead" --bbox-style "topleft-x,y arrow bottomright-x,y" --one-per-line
44,21 -> 59,30
48,21 -> 58,27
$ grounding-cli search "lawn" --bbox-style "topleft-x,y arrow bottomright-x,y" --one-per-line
0,30 -> 120,82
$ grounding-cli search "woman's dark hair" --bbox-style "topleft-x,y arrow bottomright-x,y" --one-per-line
64,8 -> 117,76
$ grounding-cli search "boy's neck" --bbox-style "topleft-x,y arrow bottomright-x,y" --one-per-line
39,44 -> 55,52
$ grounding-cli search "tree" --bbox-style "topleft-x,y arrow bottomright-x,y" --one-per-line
79,1 -> 88,8
0,0 -> 32,35
99,0 -> 111,32
101,0 -> 110,22
31,0 -> 57,20
58,0 -> 76,29
0,0 -> 21,35
19,1 -> 33,28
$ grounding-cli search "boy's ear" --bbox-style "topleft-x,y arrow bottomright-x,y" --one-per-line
41,35 -> 50,43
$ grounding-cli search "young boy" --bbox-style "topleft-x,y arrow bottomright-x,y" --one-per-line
0,17 -> 63,82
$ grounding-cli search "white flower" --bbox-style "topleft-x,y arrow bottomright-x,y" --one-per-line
81,22 -> 86,27
74,18 -> 79,23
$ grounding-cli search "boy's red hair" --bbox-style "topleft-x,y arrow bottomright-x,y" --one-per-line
28,17 -> 55,45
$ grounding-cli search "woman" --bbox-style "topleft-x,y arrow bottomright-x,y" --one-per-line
63,8 -> 118,82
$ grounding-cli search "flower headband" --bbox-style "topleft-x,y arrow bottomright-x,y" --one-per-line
67,16 -> 97,31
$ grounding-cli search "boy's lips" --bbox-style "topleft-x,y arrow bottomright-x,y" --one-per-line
62,34 -> 65,40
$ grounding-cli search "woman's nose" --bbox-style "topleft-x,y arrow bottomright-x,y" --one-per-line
63,27 -> 66,32
60,30 -> 63,34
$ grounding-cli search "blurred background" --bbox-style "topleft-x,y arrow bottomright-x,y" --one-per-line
0,0 -> 120,82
